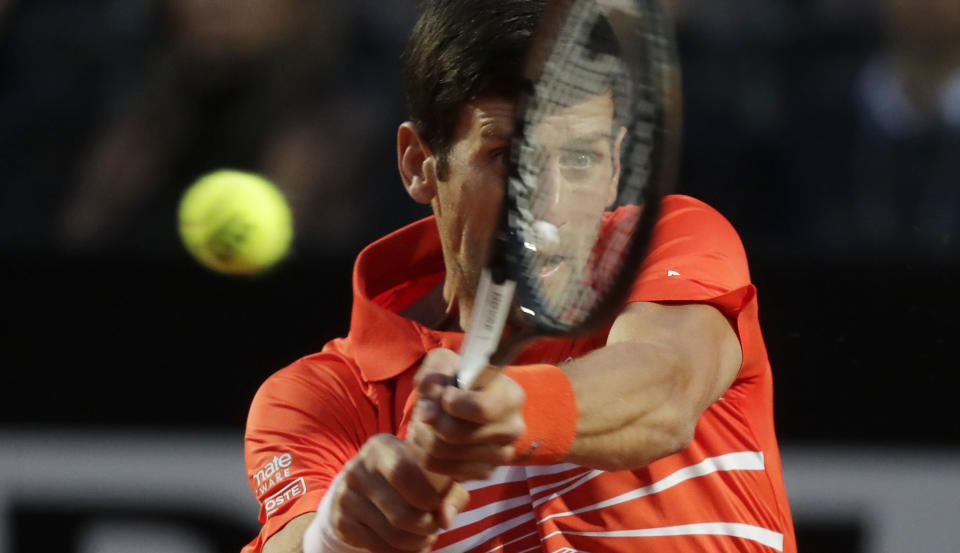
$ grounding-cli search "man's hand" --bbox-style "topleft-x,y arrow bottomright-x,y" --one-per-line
408,349 -> 526,482
331,434 -> 469,553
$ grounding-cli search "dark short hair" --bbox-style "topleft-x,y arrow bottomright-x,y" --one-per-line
403,0 -> 545,176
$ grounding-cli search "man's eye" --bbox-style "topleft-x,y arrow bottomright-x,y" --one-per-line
559,151 -> 596,170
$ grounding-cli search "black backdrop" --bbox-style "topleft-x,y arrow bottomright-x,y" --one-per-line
6,248 -> 957,445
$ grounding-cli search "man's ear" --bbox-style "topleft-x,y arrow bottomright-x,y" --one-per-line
398,122 -> 439,204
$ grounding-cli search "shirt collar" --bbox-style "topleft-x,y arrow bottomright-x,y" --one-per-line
346,215 -> 465,382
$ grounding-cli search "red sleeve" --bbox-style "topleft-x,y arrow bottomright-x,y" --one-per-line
626,195 -> 760,375
241,352 -> 378,553
628,195 -> 751,305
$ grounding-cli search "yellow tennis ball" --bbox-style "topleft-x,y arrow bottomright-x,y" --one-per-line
178,170 -> 293,274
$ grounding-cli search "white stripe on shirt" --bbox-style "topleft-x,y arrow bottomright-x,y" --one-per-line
542,521 -> 785,551
431,512 -> 537,553
437,451 -> 770,553
539,451 -> 766,521
463,463 -> 581,491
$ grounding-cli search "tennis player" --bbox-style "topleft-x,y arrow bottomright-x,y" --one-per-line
242,1 -> 796,552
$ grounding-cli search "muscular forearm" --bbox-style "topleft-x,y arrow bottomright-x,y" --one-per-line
559,302 -> 741,471
562,341 -> 696,471
412,302 -> 740,476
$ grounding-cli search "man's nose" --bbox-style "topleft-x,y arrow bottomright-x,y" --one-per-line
534,159 -> 571,227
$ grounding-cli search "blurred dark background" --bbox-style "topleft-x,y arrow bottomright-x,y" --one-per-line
2,0 -> 958,552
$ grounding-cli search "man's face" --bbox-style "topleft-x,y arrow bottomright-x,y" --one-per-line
433,92 -> 620,328
520,92 -> 623,309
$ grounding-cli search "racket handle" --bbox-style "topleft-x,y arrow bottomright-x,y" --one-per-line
406,273 -> 515,513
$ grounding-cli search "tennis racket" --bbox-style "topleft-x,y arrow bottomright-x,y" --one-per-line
456,0 -> 681,389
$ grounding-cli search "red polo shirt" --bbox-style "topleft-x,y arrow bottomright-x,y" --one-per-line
242,195 -> 795,552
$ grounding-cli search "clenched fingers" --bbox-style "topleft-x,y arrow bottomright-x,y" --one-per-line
440,374 -> 525,424
333,433 -> 475,552
336,486 -> 438,552
409,420 -> 516,463
415,349 -> 459,400
345,465 -> 442,536
426,410 -> 525,446
356,434 -> 446,512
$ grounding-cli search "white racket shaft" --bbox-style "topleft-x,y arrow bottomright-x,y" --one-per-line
456,268 -> 516,389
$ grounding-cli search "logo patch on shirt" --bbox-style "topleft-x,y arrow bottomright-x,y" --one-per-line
264,477 -> 306,516
253,452 -> 293,496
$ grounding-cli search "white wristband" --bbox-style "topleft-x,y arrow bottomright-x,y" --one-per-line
302,471 -> 369,553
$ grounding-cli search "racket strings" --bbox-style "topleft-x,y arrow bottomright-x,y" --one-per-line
506,0 -> 671,331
